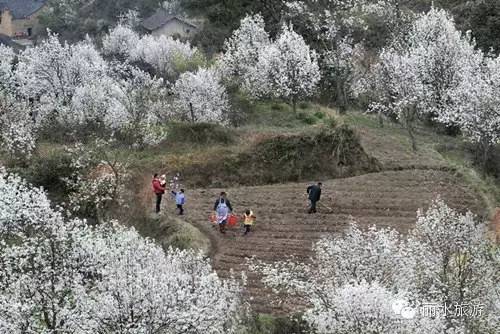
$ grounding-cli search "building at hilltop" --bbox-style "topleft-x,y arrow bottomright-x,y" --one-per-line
0,0 -> 47,39
141,8 -> 198,40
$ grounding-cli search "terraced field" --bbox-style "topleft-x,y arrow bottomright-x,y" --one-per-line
179,169 -> 483,314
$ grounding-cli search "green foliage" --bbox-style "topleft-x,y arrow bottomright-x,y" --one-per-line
180,125 -> 380,187
313,111 -> 325,119
243,314 -> 310,334
182,0 -> 285,54
296,111 -> 317,125
6,147 -> 74,201
39,0 -> 159,41
171,50 -> 207,79
401,0 -> 500,53
167,122 -> 236,145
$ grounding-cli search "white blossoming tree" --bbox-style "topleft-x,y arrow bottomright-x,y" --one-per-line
0,45 -> 15,96
63,138 -> 130,222
252,200 -> 499,333
248,24 -> 321,114
173,67 -> 230,124
219,13 -> 270,84
16,34 -> 108,125
81,225 -> 244,333
103,24 -> 200,80
437,54 -> 500,171
285,0 -> 402,110
0,170 -> 244,333
355,8 -> 482,151
102,23 -> 141,60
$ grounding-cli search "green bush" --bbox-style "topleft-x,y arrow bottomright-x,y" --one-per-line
8,149 -> 75,200
314,111 -> 326,119
298,101 -> 312,109
271,103 -> 286,111
325,116 -> 338,129
167,122 -> 235,145
296,112 -> 317,125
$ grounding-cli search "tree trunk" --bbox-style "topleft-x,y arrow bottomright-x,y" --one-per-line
336,78 -> 346,114
480,139 -> 491,175
378,111 -> 384,128
292,97 -> 297,115
189,102 -> 195,123
408,124 -> 417,152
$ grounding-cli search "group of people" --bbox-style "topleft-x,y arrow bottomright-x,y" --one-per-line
152,173 -> 185,215
152,174 -> 323,235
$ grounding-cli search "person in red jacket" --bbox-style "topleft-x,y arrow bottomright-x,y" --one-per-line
152,173 -> 166,213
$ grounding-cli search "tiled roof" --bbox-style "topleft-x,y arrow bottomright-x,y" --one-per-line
141,9 -> 197,31
0,0 -> 47,19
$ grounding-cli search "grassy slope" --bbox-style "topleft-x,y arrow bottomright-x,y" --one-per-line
337,110 -> 500,217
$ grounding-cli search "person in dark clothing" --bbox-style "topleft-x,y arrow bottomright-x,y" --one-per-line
152,173 -> 166,213
214,192 -> 233,233
307,182 -> 322,214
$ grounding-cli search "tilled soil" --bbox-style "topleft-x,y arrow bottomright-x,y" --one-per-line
173,170 -> 483,314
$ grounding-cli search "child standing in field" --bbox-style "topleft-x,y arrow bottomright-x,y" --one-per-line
171,189 -> 185,215
242,209 -> 256,235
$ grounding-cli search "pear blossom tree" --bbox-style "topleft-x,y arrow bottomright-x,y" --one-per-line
406,8 -> 482,120
0,170 -> 244,333
63,138 -> 130,222
173,68 -> 230,124
102,23 -> 141,60
219,13 -> 270,84
0,98 -> 36,159
402,199 -> 499,332
438,55 -> 500,171
252,200 -> 499,333
82,225 -> 244,333
285,0 -> 402,110
15,34 -> 108,125
0,45 -> 15,96
355,8 -> 482,151
103,24 -> 200,80
248,24 -> 321,114
0,171 -> 95,332
379,49 -> 425,151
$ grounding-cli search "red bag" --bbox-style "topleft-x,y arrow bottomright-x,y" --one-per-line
227,214 -> 239,227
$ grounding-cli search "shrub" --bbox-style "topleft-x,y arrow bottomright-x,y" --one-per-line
297,111 -> 317,125
167,122 -> 235,145
298,101 -> 312,109
314,111 -> 326,119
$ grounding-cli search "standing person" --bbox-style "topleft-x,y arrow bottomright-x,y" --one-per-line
152,173 -> 165,213
306,182 -> 322,214
171,189 -> 185,215
214,192 -> 233,234
241,209 -> 256,236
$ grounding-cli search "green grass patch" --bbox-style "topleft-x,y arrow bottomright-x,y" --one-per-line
167,122 -> 236,146
242,313 -> 310,334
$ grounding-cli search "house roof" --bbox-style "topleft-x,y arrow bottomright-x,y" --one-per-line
0,0 -> 47,19
141,9 -> 197,31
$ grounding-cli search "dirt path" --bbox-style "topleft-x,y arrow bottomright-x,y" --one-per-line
170,169 -> 483,314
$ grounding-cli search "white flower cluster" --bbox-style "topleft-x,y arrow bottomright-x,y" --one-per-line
252,199 -> 499,333
220,15 -> 321,110
173,68 -> 230,124
103,24 -> 198,78
357,8 -> 500,153
0,33 -> 171,155
0,170 -> 243,333
62,138 -> 129,221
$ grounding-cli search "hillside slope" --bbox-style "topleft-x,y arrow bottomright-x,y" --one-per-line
179,169 -> 482,314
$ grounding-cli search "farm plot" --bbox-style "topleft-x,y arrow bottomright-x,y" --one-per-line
181,170 -> 483,314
